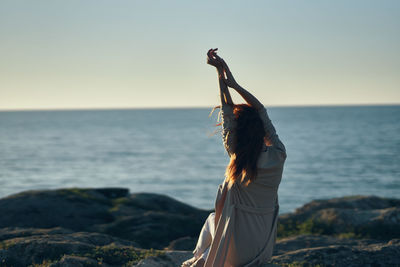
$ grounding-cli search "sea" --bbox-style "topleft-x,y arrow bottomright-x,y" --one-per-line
0,105 -> 399,214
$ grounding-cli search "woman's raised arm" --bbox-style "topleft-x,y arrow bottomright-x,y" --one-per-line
216,54 -> 286,154
216,56 -> 264,110
207,49 -> 233,106
207,49 -> 236,156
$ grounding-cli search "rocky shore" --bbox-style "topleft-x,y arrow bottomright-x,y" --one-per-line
0,188 -> 399,266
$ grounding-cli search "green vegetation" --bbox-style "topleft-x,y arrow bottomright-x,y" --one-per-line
337,232 -> 359,239
30,259 -> 56,267
0,240 -> 15,250
58,188 -> 94,199
280,262 -> 324,267
277,218 -> 356,239
18,245 -> 164,266
109,197 -> 131,212
74,244 -> 164,266
278,217 -> 399,240
278,218 -> 328,238
57,188 -> 110,205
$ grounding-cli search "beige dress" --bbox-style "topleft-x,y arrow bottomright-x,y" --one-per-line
193,104 -> 287,267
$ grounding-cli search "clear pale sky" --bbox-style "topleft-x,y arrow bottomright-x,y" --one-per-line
0,1 -> 399,110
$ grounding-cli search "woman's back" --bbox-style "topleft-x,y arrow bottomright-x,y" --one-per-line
206,146 -> 285,266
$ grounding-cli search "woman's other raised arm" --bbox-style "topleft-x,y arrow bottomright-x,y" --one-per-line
216,55 -> 286,154
216,56 -> 263,110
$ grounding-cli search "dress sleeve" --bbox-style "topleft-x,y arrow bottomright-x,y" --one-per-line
221,104 -> 236,156
214,180 -> 228,212
258,107 -> 286,154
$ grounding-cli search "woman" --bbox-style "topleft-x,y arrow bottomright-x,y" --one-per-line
183,49 -> 287,267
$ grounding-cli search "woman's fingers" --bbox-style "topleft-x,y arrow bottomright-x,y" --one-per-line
207,48 -> 224,68
211,49 -> 220,60
207,49 -> 213,59
213,53 -> 227,68
207,48 -> 218,59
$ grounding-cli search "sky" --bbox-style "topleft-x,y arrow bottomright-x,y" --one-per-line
0,0 -> 399,110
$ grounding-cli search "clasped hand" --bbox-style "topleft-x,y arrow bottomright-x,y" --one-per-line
207,48 -> 238,88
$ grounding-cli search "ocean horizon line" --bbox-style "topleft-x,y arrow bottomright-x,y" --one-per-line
1,103 -> 399,112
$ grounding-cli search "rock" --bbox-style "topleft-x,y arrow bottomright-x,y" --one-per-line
49,255 -> 100,267
136,235 -> 400,267
0,188 -> 123,230
269,236 -> 400,267
278,195 -> 400,240
1,189 -> 399,266
166,236 -> 197,251
136,251 -> 193,267
273,234 -> 380,256
94,210 -> 206,249
0,227 -> 141,266
0,188 -> 210,249
0,227 -> 74,241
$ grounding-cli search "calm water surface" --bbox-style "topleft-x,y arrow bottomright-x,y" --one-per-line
0,106 -> 399,213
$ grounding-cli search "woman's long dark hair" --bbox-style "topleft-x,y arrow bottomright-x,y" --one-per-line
225,104 -> 266,186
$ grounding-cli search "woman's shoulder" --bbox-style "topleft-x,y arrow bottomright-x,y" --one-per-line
261,144 -> 286,157
258,145 -> 286,167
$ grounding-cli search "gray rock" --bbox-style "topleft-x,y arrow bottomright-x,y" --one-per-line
0,188 -> 124,230
0,188 -> 210,249
137,235 -> 400,267
1,189 -> 399,266
279,195 -> 400,240
95,210 -> 206,249
270,236 -> 400,267
0,227 -> 139,266
136,251 -> 193,267
273,234 -> 377,255
166,236 -> 197,251
49,255 -> 101,267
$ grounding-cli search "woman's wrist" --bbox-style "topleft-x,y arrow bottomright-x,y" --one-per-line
231,82 -> 241,90
217,69 -> 225,79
